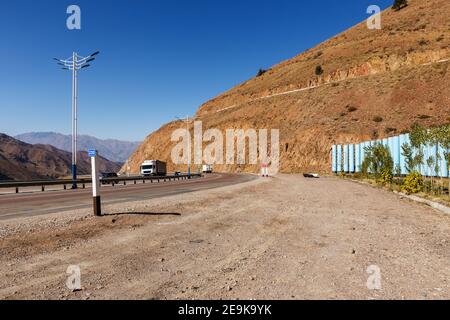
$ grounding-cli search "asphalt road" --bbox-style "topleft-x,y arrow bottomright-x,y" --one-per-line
0,173 -> 257,221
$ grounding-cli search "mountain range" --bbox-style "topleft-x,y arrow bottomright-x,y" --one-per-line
0,133 -> 121,181
15,132 -> 140,163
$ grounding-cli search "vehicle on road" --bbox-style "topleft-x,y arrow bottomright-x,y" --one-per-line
174,171 -> 181,176
101,172 -> 119,185
202,164 -> 213,173
140,160 -> 167,176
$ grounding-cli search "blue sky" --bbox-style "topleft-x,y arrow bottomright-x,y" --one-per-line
0,0 -> 392,141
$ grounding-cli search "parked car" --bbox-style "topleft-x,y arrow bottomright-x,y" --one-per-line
174,171 -> 181,176
101,172 -> 119,185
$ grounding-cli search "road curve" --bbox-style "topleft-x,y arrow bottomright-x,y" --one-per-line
0,173 -> 257,221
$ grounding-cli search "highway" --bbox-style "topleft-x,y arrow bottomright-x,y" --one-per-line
0,173 -> 257,221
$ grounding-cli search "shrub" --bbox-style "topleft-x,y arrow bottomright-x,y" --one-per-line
362,143 -> 394,184
346,105 -> 358,112
315,65 -> 324,76
379,169 -> 393,185
256,69 -> 267,77
385,127 -> 397,134
401,171 -> 423,194
313,51 -> 323,59
373,116 -> 383,123
392,0 -> 408,11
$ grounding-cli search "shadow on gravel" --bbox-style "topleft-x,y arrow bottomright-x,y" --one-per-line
105,212 -> 181,217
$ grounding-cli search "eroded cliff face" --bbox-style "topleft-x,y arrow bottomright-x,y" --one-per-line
123,0 -> 450,175
308,49 -> 450,88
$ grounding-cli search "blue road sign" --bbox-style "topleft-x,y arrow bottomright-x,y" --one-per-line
88,149 -> 97,157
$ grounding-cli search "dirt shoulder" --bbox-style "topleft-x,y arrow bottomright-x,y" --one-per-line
0,174 -> 449,300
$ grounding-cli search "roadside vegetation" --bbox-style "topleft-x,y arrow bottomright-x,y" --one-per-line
344,123 -> 450,205
393,0 -> 408,11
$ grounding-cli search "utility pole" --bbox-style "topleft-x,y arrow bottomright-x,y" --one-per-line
54,51 -> 100,189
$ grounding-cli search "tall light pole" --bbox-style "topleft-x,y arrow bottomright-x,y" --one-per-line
175,116 -> 191,177
54,51 -> 99,189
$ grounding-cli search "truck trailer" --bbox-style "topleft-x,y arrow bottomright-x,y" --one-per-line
140,160 -> 167,176
202,164 -> 213,173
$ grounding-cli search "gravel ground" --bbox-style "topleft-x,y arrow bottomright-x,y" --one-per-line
0,174 -> 449,300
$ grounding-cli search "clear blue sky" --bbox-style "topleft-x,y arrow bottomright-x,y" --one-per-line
0,0 -> 392,141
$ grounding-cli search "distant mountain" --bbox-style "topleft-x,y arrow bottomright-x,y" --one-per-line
15,132 -> 141,163
0,133 -> 121,181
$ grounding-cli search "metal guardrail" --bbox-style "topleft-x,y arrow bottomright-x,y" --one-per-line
0,174 -> 202,194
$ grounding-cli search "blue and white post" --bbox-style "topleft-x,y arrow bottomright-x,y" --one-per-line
89,149 -> 102,216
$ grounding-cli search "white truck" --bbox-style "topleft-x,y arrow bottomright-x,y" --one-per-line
202,164 -> 213,173
140,160 -> 167,176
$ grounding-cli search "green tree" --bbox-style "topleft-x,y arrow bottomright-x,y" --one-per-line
362,143 -> 394,184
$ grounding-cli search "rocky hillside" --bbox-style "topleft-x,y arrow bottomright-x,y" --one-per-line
15,132 -> 140,163
0,134 -> 121,181
123,0 -> 450,174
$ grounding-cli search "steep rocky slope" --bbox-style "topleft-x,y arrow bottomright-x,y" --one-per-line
124,0 -> 450,174
0,134 -> 121,181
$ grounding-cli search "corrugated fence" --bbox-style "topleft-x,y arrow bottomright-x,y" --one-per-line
332,133 -> 449,177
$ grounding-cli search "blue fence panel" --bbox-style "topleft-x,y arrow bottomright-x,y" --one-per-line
349,144 -> 355,173
337,145 -> 342,173
332,145 -> 337,173
438,145 -> 449,177
344,145 -> 349,173
331,131 -> 449,177
355,143 -> 361,173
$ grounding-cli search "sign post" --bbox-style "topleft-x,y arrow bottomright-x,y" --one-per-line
88,149 -> 101,216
